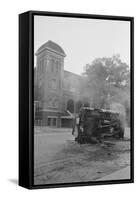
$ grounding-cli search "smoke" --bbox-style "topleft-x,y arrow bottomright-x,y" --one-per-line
110,102 -> 127,129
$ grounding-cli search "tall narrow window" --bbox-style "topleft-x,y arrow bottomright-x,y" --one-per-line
53,118 -> 57,126
47,118 -> 51,126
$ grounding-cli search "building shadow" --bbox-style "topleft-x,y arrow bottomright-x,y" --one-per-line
8,178 -> 18,185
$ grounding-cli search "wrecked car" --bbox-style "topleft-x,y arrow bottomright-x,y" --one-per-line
73,107 -> 125,144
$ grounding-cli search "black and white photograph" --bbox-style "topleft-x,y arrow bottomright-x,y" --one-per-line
33,14 -> 133,186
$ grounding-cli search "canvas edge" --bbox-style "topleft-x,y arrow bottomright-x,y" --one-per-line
19,10 -> 134,190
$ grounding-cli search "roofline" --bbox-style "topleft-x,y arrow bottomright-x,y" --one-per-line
35,40 -> 66,57
35,46 -> 66,57
64,70 -> 81,77
82,107 -> 119,114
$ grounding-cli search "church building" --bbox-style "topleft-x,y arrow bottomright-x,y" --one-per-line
34,40 -> 90,127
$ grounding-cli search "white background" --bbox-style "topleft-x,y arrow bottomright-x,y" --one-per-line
0,0 -> 136,199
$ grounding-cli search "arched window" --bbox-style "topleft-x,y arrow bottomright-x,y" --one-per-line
67,99 -> 74,113
51,59 -> 55,72
76,101 -> 83,113
55,60 -> 59,73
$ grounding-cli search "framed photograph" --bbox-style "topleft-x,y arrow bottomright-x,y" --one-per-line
19,11 -> 134,189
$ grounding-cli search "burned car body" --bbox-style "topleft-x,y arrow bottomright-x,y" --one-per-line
73,107 -> 124,144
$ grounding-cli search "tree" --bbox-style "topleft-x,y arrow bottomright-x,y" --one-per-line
81,55 -> 130,110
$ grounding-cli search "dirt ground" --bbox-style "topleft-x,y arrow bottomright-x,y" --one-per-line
34,127 -> 130,185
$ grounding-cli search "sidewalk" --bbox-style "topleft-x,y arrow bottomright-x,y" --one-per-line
98,166 -> 130,181
35,126 -> 72,133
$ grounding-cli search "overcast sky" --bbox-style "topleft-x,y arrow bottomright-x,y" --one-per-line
34,16 -> 130,75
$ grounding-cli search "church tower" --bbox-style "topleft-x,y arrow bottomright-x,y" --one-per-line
35,40 -> 66,127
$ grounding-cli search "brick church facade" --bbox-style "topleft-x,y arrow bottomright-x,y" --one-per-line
34,40 -> 90,127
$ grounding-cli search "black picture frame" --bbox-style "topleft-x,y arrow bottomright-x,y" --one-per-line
19,10 -> 134,189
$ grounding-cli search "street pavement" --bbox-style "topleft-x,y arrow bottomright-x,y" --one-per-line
34,128 -> 73,167
34,127 -> 131,184
34,127 -> 130,167
98,166 -> 130,180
